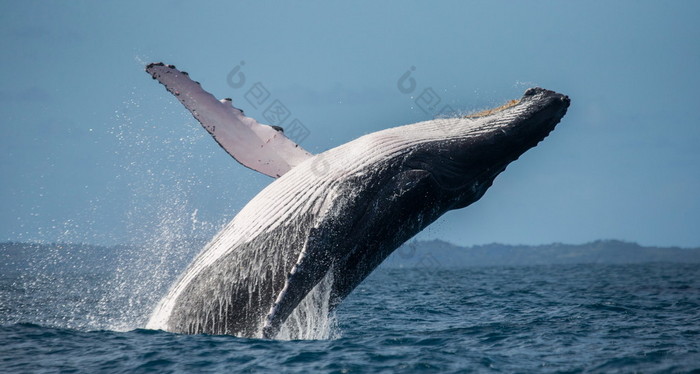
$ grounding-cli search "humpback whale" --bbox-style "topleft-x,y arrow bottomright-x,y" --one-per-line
143,63 -> 570,339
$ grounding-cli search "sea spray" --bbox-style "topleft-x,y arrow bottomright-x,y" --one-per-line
92,95 -> 225,331
276,271 -> 339,340
108,94 -> 338,339
12,93 -> 339,339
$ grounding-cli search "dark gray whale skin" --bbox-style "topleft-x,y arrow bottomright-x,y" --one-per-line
327,88 -> 571,313
151,88 -> 570,339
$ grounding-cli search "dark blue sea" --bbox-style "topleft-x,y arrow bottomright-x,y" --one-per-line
2,263 -> 699,373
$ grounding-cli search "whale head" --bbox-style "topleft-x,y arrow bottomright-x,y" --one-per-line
405,87 -> 570,210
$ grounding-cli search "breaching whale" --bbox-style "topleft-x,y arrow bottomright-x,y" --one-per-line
143,63 -> 570,339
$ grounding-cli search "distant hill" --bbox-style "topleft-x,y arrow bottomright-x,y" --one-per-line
2,239 -> 699,274
383,239 -> 700,268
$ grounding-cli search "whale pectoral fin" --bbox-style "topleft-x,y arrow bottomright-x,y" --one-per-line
146,62 -> 313,178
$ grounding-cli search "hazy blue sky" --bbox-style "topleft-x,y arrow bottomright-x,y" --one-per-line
1,1 -> 698,247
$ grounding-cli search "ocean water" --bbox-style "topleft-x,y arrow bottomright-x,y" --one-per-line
1,263 -> 699,373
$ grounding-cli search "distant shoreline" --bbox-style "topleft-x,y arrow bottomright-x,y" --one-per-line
2,239 -> 700,272
385,239 -> 700,268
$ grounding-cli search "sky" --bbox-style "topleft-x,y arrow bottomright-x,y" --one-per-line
0,1 -> 698,248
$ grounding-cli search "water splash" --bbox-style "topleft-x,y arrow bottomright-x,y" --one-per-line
276,271 -> 339,340
4,93 -> 222,331
92,94 -> 225,331
94,198 -> 203,332
105,93 -> 339,339
7,90 -> 338,340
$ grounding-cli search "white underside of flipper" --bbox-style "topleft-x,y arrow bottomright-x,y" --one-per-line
146,63 -> 313,178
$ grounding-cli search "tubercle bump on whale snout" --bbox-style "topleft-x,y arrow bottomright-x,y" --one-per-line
522,87 -> 570,109
524,87 -> 547,97
562,94 -> 571,106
